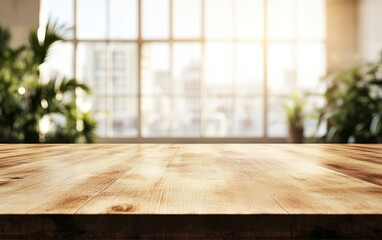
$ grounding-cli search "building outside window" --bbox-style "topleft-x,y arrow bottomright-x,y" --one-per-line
41,0 -> 326,141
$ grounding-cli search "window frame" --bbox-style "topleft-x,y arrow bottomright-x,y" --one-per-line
55,0 -> 326,142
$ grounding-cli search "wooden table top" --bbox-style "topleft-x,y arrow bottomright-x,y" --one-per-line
0,144 -> 381,215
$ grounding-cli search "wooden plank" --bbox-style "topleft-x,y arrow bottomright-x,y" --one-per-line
78,144 -> 287,214
1,214 -> 381,239
209,144 -> 382,214
279,144 -> 382,186
0,145 -> 176,213
0,144 -> 381,214
292,215 -> 382,239
0,214 -> 293,239
0,144 -> 382,239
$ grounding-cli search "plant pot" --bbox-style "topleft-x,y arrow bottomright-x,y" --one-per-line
287,127 -> 304,143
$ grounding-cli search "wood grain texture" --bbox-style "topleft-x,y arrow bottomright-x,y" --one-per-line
0,144 -> 381,214
0,144 -> 382,239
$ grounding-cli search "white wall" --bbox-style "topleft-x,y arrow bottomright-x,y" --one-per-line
0,0 -> 40,46
358,0 -> 382,61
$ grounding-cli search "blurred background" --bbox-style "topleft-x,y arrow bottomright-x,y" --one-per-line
1,0 -> 382,143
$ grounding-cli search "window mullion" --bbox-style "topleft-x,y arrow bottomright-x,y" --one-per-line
169,0 -> 174,136
232,0 -> 237,136
199,0 -> 205,137
138,0 -> 142,138
292,0 -> 297,92
74,0 -> 78,81
263,0 -> 268,138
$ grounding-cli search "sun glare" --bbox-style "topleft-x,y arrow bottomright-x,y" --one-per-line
40,0 -> 327,137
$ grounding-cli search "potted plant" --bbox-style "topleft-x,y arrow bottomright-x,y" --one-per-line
285,92 -> 306,143
0,22 -> 97,143
317,52 -> 382,143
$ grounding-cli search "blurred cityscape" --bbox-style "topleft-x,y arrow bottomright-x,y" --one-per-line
38,0 -> 327,139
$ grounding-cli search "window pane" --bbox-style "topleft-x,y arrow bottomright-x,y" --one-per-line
77,0 -> 106,39
173,43 -> 201,96
268,97 -> 287,137
205,43 -> 233,95
234,98 -> 263,136
41,0 -> 74,38
141,97 -> 171,136
236,43 -> 263,95
172,98 -> 200,136
268,0 -> 293,39
45,42 -> 74,78
112,97 -> 138,136
110,0 -> 138,39
77,96 -> 107,136
173,0 -> 201,38
205,0 -> 233,39
141,43 -> 170,95
297,43 -> 326,92
296,0 -> 325,40
204,98 -> 234,137
268,43 -> 295,95
142,0 -> 169,39
235,0 -> 263,39
77,43 -> 107,95
111,44 -> 138,95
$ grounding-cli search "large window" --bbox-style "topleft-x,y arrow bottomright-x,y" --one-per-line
41,0 -> 326,139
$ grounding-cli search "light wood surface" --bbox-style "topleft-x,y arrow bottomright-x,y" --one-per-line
0,144 -> 381,214
1,144 -> 382,239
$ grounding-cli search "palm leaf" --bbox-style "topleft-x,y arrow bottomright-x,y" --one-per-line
29,20 -> 67,66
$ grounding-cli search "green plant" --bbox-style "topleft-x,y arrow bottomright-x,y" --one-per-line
0,23 -> 97,143
285,92 -> 306,130
285,92 -> 306,143
318,53 -> 382,143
